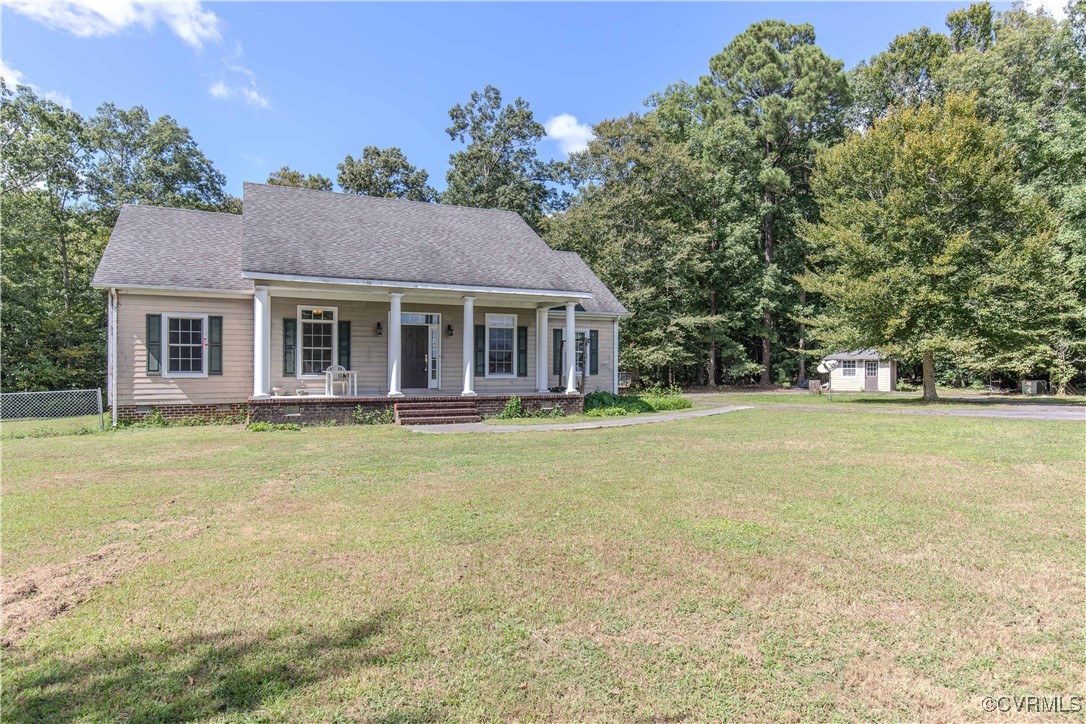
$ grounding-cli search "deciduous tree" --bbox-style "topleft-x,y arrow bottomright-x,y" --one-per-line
800,95 -> 1061,400
337,147 -> 435,201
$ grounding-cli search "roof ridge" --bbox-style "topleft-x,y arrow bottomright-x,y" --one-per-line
243,181 -> 524,217
119,203 -> 238,218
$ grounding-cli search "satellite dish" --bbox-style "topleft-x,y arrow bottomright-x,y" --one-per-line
817,360 -> 839,374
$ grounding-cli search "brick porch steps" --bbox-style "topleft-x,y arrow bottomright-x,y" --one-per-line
394,399 -> 481,425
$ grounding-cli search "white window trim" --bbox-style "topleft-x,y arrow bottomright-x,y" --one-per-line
841,360 -> 857,377
161,313 -> 209,379
575,328 -> 590,376
296,304 -> 339,379
865,361 -> 879,377
484,313 -> 518,379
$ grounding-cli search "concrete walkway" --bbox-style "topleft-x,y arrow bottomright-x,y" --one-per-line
682,393 -> 1085,422
751,403 -> 1085,422
408,405 -> 751,434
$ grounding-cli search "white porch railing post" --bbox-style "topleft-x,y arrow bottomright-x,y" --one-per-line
564,301 -> 578,394
462,296 -> 476,396
388,292 -> 403,396
536,306 -> 549,393
253,288 -> 271,397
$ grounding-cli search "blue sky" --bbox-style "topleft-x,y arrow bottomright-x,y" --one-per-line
2,1 -> 1035,197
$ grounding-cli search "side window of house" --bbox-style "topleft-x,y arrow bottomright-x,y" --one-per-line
842,360 -> 856,377
148,313 -> 221,378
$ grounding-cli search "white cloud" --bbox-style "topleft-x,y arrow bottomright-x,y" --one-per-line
7,0 -> 222,49
1022,0 -> 1068,19
544,113 -> 594,155
0,61 -> 73,107
207,76 -> 270,109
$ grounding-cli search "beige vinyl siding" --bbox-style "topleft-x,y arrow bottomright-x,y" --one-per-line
829,362 -> 865,392
270,297 -> 387,394
269,299 -> 557,395
546,313 -> 616,394
117,292 -> 252,406
829,359 -> 895,392
878,360 -> 894,391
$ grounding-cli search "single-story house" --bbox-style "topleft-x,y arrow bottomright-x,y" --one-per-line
91,183 -> 628,425
823,349 -> 897,392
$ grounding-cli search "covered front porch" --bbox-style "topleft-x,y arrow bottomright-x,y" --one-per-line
249,277 -> 604,404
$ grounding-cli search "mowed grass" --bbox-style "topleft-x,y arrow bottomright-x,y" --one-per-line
693,389 -> 1086,408
1,414 -> 104,440
2,410 -> 1083,721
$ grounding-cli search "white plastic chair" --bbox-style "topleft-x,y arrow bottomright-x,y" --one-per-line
324,365 -> 356,397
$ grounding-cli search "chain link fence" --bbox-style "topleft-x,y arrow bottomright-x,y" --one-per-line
0,388 -> 105,432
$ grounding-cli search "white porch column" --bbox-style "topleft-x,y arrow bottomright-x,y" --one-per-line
253,288 -> 271,397
564,301 -> 578,394
462,296 -> 476,396
387,292 -> 403,396
536,306 -> 549,393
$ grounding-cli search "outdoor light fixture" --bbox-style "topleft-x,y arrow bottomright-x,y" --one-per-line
376,322 -> 383,336
447,324 -> 454,337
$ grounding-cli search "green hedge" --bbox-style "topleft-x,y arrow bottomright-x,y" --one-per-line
583,390 -> 692,417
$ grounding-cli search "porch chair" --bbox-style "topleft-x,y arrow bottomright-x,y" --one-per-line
324,365 -> 357,397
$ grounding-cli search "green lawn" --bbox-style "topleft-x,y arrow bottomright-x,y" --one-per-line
1,414 -> 104,440
3,410 -> 1083,721
693,389 -> 1086,408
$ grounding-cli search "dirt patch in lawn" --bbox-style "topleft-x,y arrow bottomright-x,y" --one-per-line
2,520 -> 204,647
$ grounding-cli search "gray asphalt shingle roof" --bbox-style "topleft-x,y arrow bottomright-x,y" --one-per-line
91,206 -> 249,292
824,348 -> 889,361
93,183 -> 627,315
242,183 -> 589,294
553,252 -> 628,316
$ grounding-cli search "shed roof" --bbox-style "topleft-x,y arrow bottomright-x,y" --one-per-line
823,348 -> 890,361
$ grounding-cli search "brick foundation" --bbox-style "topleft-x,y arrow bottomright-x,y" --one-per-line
115,402 -> 247,424
248,393 -> 582,425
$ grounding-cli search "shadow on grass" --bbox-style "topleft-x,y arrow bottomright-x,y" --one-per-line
3,609 -> 440,723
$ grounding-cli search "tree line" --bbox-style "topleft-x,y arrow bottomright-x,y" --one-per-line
2,1 -> 1083,396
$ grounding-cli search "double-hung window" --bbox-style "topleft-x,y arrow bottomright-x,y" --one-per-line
163,313 -> 208,377
299,306 -> 336,376
841,360 -> 856,377
486,314 -> 516,377
575,330 -> 589,375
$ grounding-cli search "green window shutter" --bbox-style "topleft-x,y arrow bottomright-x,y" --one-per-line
208,316 -> 223,375
146,314 -> 162,376
338,320 -> 351,370
283,319 -> 297,376
553,328 -> 563,376
589,329 -> 599,376
517,326 -> 528,377
474,324 -> 485,377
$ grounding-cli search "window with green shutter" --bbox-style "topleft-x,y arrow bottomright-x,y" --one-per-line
146,314 -> 162,376
473,324 -> 485,376
338,320 -> 351,370
283,319 -> 297,376
589,329 -> 599,376
208,316 -> 223,375
553,328 -> 562,376
517,326 -> 528,377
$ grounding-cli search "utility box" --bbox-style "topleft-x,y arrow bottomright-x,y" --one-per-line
1022,380 -> 1046,396
809,380 -> 822,394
